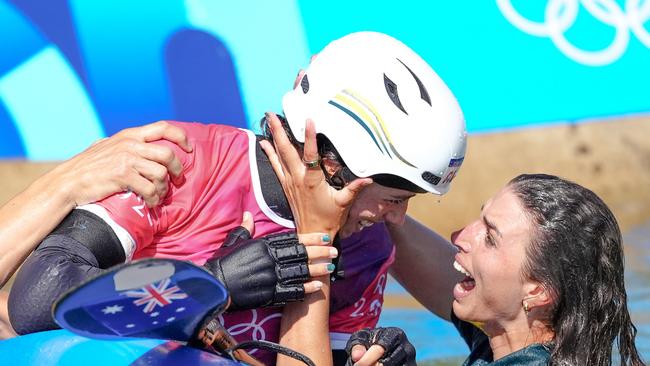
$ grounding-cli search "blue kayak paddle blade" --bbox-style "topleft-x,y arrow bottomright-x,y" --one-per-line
53,258 -> 229,342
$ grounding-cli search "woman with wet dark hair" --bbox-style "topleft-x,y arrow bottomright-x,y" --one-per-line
261,115 -> 645,365
507,174 -> 641,365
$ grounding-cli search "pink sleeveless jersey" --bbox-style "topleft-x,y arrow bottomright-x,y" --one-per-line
79,122 -> 393,364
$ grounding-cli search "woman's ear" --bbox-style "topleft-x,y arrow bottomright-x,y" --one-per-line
523,281 -> 553,309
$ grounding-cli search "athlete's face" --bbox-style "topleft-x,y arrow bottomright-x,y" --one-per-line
450,186 -> 538,334
339,183 -> 415,238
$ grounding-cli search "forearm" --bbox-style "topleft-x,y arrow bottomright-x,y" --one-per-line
389,215 -> 461,320
278,274 -> 332,366
7,209 -> 125,334
8,234 -> 104,334
0,164 -> 76,287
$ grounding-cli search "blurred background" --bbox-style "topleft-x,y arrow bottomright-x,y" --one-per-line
0,0 -> 648,363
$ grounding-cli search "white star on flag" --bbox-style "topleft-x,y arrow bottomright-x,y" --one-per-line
101,304 -> 124,315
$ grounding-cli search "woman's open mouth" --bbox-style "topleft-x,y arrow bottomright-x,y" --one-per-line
453,260 -> 475,299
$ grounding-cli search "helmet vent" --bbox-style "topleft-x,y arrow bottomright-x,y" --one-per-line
383,74 -> 408,115
421,171 -> 441,185
398,59 -> 431,106
300,74 -> 310,93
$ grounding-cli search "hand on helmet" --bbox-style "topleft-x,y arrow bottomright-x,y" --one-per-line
203,212 -> 337,311
259,113 -> 372,237
345,327 -> 417,366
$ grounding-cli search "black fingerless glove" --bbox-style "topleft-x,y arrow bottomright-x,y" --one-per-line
345,327 -> 417,366
203,228 -> 309,311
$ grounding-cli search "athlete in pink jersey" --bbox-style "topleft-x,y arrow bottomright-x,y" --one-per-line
8,120 -> 397,365
259,31 -> 468,365
9,32 -> 467,366
76,122 -> 394,364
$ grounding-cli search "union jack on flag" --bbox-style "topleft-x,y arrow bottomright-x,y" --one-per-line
125,277 -> 188,313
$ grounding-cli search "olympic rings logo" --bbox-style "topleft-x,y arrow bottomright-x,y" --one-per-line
496,0 -> 650,65
219,310 -> 282,354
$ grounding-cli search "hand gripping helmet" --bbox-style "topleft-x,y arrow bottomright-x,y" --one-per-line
282,31 -> 467,195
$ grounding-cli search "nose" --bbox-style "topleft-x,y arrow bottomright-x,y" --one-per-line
383,202 -> 408,226
450,229 -> 462,243
451,224 -> 473,253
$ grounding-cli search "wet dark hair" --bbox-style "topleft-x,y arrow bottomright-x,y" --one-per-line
508,174 -> 644,366
260,114 -> 302,152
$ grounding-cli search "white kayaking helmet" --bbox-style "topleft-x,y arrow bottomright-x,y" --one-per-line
282,31 -> 467,195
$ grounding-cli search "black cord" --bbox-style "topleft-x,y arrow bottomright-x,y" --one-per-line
231,340 -> 316,366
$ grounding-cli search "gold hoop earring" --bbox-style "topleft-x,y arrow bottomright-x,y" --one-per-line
523,301 -> 530,314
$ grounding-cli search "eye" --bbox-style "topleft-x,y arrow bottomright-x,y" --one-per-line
484,230 -> 496,247
385,198 -> 405,205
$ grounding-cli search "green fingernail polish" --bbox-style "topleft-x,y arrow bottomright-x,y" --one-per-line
322,234 -> 330,242
327,263 -> 335,272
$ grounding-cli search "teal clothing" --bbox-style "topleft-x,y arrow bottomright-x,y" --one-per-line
452,313 -> 552,365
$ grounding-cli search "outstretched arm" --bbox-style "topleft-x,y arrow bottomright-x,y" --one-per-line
388,216 -> 461,321
0,121 -> 191,287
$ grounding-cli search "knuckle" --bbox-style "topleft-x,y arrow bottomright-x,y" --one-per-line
116,127 -> 133,138
154,173 -> 168,187
159,147 -> 175,163
154,164 -> 168,179
154,120 -> 170,127
152,120 -> 171,134
143,184 -> 157,198
119,138 -> 139,151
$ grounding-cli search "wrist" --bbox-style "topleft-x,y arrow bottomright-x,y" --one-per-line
29,165 -> 77,211
294,218 -> 338,239
47,165 -> 78,210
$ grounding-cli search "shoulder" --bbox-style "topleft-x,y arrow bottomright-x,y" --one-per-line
154,121 -> 252,167
164,121 -> 248,144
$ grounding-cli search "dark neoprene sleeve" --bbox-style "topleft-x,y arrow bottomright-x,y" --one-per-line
8,209 -> 125,334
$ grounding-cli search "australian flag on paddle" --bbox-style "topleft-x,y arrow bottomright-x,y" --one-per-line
84,277 -> 204,337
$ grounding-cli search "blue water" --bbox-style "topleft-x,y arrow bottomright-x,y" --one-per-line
379,220 -> 650,362
624,221 -> 650,359
379,309 -> 466,361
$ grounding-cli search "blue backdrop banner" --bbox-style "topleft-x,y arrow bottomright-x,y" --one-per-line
0,0 -> 648,159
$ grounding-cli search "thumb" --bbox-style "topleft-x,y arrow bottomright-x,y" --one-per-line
336,178 -> 373,207
240,211 -> 255,237
221,212 -> 254,248
351,344 -> 367,362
